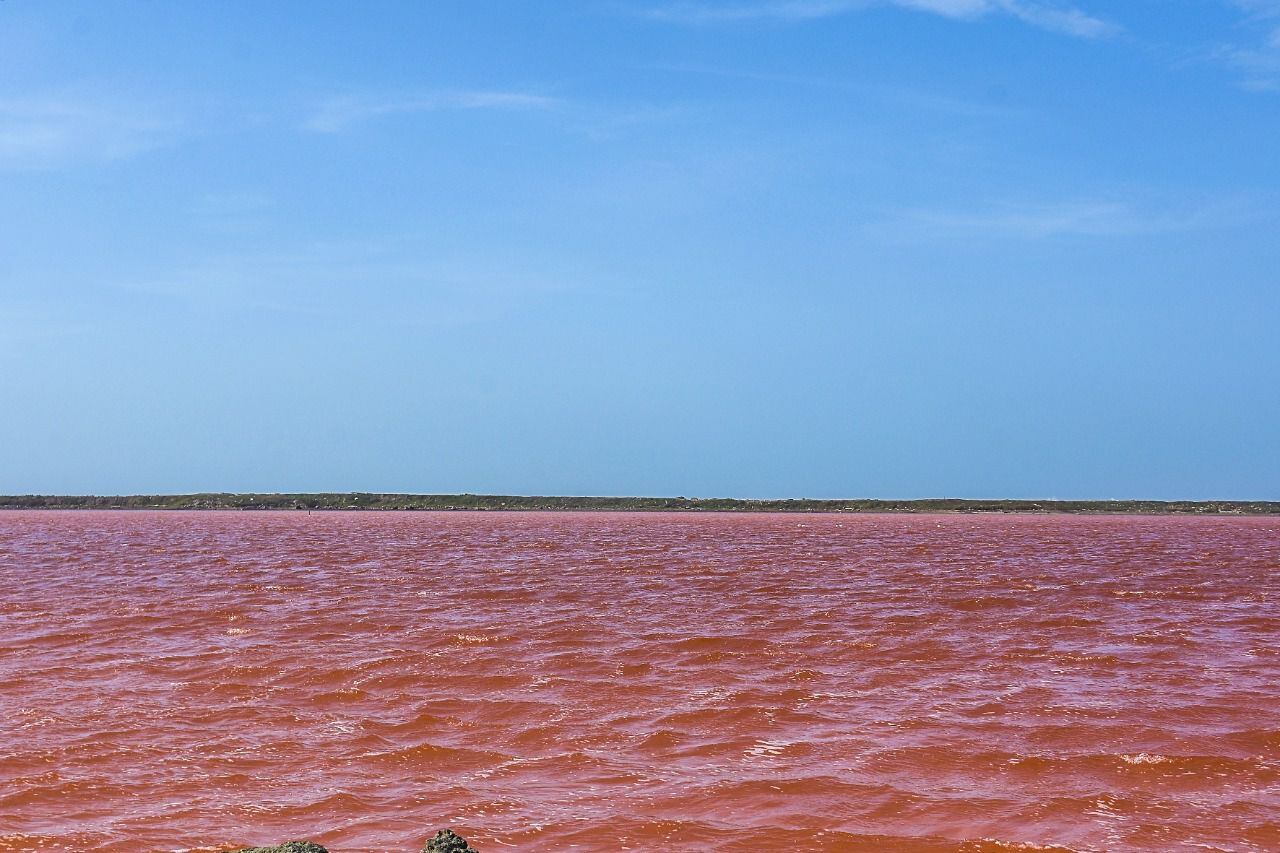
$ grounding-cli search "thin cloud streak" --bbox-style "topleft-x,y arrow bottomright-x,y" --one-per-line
1216,1 -> 1280,89
866,198 -> 1258,242
643,0 -> 1117,38
0,95 -> 181,171
644,0 -> 865,22
998,2 -> 1115,38
304,90 -> 562,133
108,237 -> 586,330
650,61 -> 1025,118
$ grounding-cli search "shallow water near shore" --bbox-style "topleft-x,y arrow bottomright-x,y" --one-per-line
2,510 -> 1278,852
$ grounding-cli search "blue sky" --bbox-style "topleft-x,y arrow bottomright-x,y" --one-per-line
2,1 -> 1277,499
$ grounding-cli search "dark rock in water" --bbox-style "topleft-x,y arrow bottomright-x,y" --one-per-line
231,830 -> 474,852
423,829 -> 476,852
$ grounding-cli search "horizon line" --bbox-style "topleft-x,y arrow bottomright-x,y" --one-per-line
2,493 -> 1278,515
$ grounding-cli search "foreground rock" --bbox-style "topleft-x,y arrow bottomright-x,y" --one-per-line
234,831 -> 476,853
423,830 -> 475,852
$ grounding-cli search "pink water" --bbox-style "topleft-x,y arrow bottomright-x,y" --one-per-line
1,511 -> 1278,852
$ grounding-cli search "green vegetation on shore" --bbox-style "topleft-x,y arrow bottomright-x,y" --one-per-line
1,493 -> 1277,514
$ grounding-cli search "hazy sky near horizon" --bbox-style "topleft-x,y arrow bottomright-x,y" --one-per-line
2,1 -> 1278,499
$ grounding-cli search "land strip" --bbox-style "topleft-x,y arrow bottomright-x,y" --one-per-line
1,494 -> 1277,514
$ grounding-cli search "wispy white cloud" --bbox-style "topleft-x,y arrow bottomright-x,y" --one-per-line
1217,1 -> 1280,89
0,94 -> 181,170
188,191 -> 277,235
996,2 -> 1115,38
110,237 -> 586,328
304,90 -> 561,133
644,0 -> 863,22
1231,0 -> 1280,15
643,0 -> 1117,38
651,61 -> 1025,117
866,198 -> 1254,242
0,301 -> 95,346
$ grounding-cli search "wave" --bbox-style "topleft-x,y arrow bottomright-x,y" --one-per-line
5,510 -> 1279,851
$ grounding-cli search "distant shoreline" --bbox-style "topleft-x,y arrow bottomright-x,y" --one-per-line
1,494 -> 1277,515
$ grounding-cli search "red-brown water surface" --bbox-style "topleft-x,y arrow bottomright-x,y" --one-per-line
2,511 -> 1278,852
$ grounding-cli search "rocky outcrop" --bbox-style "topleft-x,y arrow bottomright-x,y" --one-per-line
234,831 -> 475,853
423,830 -> 476,852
